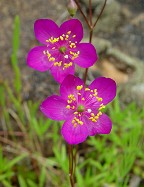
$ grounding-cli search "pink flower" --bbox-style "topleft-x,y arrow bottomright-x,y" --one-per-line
40,75 -> 116,144
27,19 -> 98,83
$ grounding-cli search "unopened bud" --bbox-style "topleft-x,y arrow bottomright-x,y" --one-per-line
67,0 -> 77,17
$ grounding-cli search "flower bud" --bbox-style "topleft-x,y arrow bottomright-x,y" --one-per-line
67,0 -> 77,17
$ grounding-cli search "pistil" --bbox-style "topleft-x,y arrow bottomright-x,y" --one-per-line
59,46 -> 67,54
77,105 -> 85,112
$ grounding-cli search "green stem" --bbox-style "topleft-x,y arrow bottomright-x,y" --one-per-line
83,28 -> 93,84
74,0 -> 91,30
93,0 -> 107,29
68,144 -> 75,187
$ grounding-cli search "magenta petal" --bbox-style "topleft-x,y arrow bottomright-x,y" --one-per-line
27,46 -> 53,72
60,75 -> 85,100
61,115 -> 88,144
34,19 -> 59,45
60,19 -> 83,43
40,95 -> 71,121
89,77 -> 117,105
73,43 -> 98,68
84,113 -> 112,136
50,63 -> 75,83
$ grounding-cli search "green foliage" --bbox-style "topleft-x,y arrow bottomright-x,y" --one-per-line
75,96 -> 144,187
0,15 -> 144,187
11,15 -> 21,99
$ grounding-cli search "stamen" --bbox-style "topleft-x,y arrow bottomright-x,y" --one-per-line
85,88 -> 90,91
71,115 -> 83,127
67,31 -> 71,35
66,105 -> 70,109
54,61 -> 62,67
63,62 -> 72,69
89,111 -> 102,122
60,36 -> 64,40
76,85 -> 83,91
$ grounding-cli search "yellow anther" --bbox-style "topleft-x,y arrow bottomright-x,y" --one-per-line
68,100 -> 72,104
75,118 -> 79,122
78,93 -> 81,96
72,35 -> 76,38
70,43 -> 76,48
66,35 -> 69,39
71,43 -> 75,45
78,120 -> 83,125
72,106 -> 75,110
49,57 -> 55,61
99,105 -> 105,110
67,31 -> 71,35
66,105 -> 70,109
92,119 -> 96,122
47,53 -> 51,58
72,120 -> 75,124
54,61 -> 62,67
98,111 -> 102,116
76,85 -> 83,91
85,88 -> 90,91
64,62 -> 72,69
60,36 -> 64,40
82,97 -> 85,101
93,93 -> 97,96
90,113 -> 95,117
68,94 -> 75,99
94,116 -> 99,120
97,97 -> 103,102
53,38 -> 58,43
48,37 -> 59,44
74,112 -> 78,115
89,110 -> 102,123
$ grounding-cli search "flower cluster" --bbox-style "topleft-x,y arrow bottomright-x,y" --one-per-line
27,18 -> 116,144
27,19 -> 97,83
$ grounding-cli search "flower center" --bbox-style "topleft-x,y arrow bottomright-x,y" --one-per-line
59,46 -> 67,54
77,105 -> 85,112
